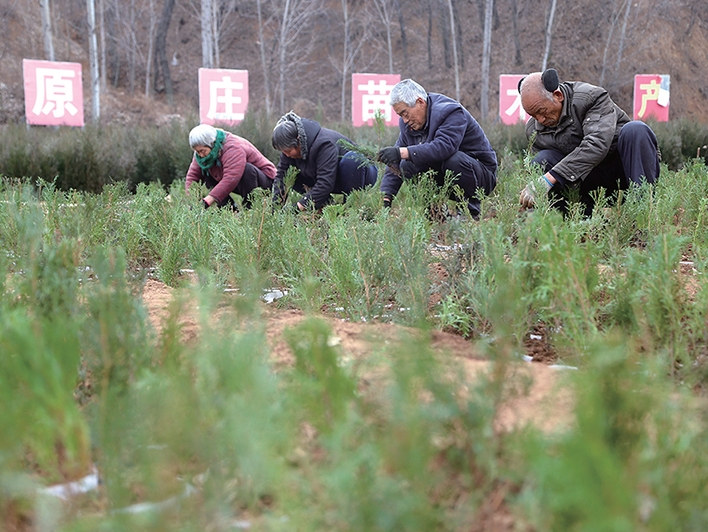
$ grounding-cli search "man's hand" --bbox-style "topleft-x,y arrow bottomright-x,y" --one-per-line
519,176 -> 554,209
376,146 -> 402,166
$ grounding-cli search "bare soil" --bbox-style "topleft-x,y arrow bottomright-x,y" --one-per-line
142,278 -> 575,435
138,277 -> 574,531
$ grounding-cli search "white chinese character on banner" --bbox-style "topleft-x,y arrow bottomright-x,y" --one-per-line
503,87 -> 526,121
32,68 -> 78,118
358,79 -> 396,123
207,76 -> 245,121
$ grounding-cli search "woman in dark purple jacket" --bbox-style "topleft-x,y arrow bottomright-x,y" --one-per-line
271,112 -> 377,212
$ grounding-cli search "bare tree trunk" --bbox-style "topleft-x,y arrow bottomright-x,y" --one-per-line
427,0 -> 433,68
372,0 -> 395,73
87,0 -> 101,122
154,0 -> 176,106
106,0 -> 121,87
480,0 -> 493,118
201,0 -> 215,67
275,0 -> 318,113
336,0 -> 367,121
452,0 -> 463,68
340,0 -> 350,121
599,0 -> 620,86
98,0 -> 106,90
439,4 -> 451,69
541,0 -> 557,70
128,0 -> 136,93
39,0 -> 55,61
394,0 -> 408,66
145,0 -> 156,97
212,0 -> 219,67
510,0 -> 522,65
213,0 -> 238,69
278,0 -> 292,112
615,0 -> 632,71
447,0 -> 460,101
256,0 -> 272,114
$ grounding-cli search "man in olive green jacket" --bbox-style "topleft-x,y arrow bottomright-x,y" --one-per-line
518,69 -> 660,215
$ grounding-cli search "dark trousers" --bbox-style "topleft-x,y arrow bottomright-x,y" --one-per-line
293,151 -> 378,198
335,151 -> 378,193
533,121 -> 660,215
205,163 -> 272,209
400,151 -> 496,217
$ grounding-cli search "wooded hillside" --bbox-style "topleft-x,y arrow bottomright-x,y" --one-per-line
1,0 -> 707,125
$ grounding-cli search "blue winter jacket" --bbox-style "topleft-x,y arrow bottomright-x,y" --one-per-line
381,93 -> 497,195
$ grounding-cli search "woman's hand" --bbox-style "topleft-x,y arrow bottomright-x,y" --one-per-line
202,195 -> 218,208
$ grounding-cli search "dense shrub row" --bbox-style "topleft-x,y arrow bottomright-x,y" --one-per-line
2,117 -> 706,193
1,158 -> 708,529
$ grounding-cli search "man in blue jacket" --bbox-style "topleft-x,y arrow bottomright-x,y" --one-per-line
377,79 -> 497,218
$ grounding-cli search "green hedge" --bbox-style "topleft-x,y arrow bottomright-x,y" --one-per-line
0,116 -> 706,192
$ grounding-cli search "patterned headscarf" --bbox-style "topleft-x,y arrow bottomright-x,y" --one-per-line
273,111 -> 309,160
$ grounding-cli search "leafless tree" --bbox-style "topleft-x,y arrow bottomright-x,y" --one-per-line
509,0 -> 523,66
201,0 -> 215,67
438,2 -> 452,69
480,0 -> 493,118
330,0 -> 369,120
600,0 -> 626,85
426,0 -> 434,68
266,0 -> 320,113
369,0 -> 396,73
214,0 -> 239,67
144,0 -> 156,97
541,0 -> 557,70
614,0 -> 632,72
154,0 -> 176,106
98,0 -> 107,90
128,0 -> 139,92
394,0 -> 408,66
39,0 -> 55,61
451,0 -> 464,69
183,0 -> 238,68
256,0 -> 272,114
87,0 -> 100,121
446,0 -> 460,100
107,0 -> 149,93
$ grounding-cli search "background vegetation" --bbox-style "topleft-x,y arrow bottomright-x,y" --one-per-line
1,118 -> 708,530
3,0 -> 708,125
1,116 -> 707,193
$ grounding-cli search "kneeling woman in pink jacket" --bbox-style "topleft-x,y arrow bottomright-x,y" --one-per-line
185,124 -> 276,209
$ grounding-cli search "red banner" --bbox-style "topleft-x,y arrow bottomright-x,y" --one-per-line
198,68 -> 249,126
23,59 -> 84,127
499,75 -> 526,125
633,75 -> 670,122
351,73 -> 400,127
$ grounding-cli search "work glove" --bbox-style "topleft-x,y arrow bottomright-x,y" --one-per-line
383,193 -> 393,209
201,198 -> 210,209
519,176 -> 554,209
376,146 -> 402,166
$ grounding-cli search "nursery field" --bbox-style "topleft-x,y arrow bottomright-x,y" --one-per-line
2,155 -> 708,531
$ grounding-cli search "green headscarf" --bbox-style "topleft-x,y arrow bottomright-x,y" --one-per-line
195,128 -> 226,170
